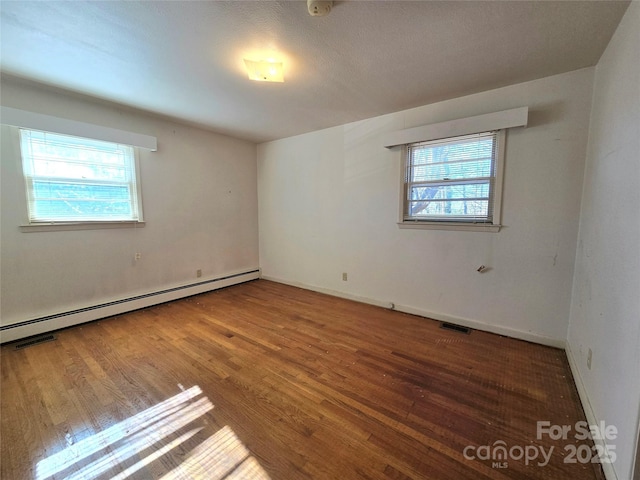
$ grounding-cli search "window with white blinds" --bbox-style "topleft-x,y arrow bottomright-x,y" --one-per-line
19,128 -> 143,223
404,131 -> 501,224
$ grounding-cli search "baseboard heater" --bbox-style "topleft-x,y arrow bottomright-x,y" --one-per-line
0,269 -> 260,344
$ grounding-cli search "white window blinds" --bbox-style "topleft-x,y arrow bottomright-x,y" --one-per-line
404,131 -> 498,223
19,129 -> 142,223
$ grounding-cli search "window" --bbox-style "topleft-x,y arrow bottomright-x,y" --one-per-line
402,130 -> 504,228
19,129 -> 143,224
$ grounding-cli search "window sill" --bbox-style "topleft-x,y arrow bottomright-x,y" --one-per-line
20,221 -> 145,233
398,221 -> 501,232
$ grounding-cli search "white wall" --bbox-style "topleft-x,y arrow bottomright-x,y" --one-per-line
258,68 -> 594,346
567,2 -> 640,479
1,77 -> 259,330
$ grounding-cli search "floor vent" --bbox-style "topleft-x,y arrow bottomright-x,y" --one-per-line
14,334 -> 56,350
440,322 -> 471,335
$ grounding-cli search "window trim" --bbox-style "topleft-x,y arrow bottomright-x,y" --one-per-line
15,127 -> 145,229
398,129 -> 505,232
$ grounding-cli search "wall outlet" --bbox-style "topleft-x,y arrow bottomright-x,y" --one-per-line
587,348 -> 592,370
196,269 -> 202,278
342,272 -> 348,281
134,252 -> 142,261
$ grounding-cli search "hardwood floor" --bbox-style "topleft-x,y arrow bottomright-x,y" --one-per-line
1,280 -> 605,480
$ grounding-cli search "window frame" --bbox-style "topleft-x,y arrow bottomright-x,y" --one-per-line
398,129 -> 505,232
16,127 -> 145,231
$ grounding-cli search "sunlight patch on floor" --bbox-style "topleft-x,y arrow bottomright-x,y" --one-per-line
35,385 -> 270,480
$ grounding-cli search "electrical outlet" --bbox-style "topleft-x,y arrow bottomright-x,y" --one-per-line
587,348 -> 592,370
134,252 -> 142,261
196,269 -> 202,278
342,272 -> 348,281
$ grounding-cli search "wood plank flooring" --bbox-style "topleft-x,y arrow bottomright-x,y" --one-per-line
1,280 -> 605,480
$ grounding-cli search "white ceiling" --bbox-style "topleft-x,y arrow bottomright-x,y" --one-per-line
0,1 -> 630,143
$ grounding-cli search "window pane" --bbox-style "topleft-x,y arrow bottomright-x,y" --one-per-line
30,141 -> 125,164
33,181 -> 131,201
405,131 -> 497,223
410,159 -> 493,181
34,200 -> 133,220
32,159 -> 127,181
412,135 -> 494,165
410,183 -> 490,201
408,199 -> 489,218
32,181 -> 133,220
20,128 -> 141,223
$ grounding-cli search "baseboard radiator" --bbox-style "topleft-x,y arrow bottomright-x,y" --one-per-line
0,269 -> 260,344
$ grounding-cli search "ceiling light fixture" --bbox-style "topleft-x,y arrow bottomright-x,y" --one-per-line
243,59 -> 284,83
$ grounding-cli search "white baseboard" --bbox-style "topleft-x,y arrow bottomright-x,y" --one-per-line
0,269 -> 260,344
261,275 -> 565,348
565,342 -> 619,480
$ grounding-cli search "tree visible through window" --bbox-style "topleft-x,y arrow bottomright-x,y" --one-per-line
404,131 -> 498,223
19,129 -> 142,223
